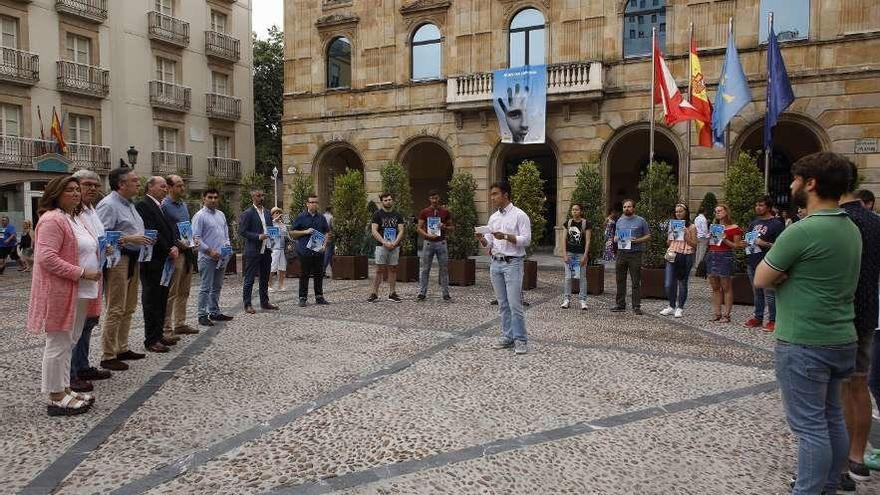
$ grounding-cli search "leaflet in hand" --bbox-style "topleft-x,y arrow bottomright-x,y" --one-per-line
669,220 -> 685,241
105,230 -> 122,268
160,257 -> 175,287
710,224 -> 725,246
427,216 -> 441,237
218,246 -> 233,271
267,226 -> 281,250
474,226 -> 492,235
177,221 -> 194,248
568,258 -> 581,279
306,231 -> 326,252
0,227 -> 5,238
617,229 -> 633,250
97,235 -> 108,268
383,228 -> 397,243
745,230 -> 761,255
139,229 -> 158,262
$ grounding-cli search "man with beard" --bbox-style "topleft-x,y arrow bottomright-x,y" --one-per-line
240,189 -> 279,313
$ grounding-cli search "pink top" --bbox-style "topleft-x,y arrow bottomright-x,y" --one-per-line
26,209 -> 102,334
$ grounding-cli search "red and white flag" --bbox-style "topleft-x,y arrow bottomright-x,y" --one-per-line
653,36 -> 705,126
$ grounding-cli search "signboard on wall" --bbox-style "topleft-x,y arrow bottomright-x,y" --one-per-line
855,138 -> 877,154
492,65 -> 547,145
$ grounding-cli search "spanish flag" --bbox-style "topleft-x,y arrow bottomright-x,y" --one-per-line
51,107 -> 68,154
689,34 -> 713,147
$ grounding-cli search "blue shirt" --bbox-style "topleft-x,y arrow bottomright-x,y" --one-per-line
191,206 -> 230,261
292,211 -> 330,256
0,223 -> 16,247
161,197 -> 190,227
615,214 -> 650,252
96,191 -> 145,250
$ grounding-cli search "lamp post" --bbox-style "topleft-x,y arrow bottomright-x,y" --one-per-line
120,145 -> 139,169
272,166 -> 279,208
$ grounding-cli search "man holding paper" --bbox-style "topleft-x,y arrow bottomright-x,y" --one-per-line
192,189 -> 233,327
416,190 -> 453,301
239,189 -> 278,314
368,193 -> 405,303
611,199 -> 651,315
743,195 -> 784,332
161,174 -> 199,338
291,195 -> 331,307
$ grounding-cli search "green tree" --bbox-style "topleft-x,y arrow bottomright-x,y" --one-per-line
569,163 -> 604,264
637,161 -> 678,268
698,191 -> 718,218
253,26 -> 283,178
509,160 -> 547,256
288,166 -> 316,219
239,171 -> 273,212
723,151 -> 765,228
380,161 -> 416,255
331,169 -> 370,256
446,171 -> 479,260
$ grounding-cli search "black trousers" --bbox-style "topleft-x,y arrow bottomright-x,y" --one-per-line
299,254 -> 324,300
141,263 -> 170,347
615,251 -> 643,309
243,252 -> 271,308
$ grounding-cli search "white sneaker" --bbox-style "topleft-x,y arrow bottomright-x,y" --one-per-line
660,306 -> 674,316
278,286 -> 286,292
580,300 -> 588,310
560,298 -> 570,309
268,287 -> 275,293
674,308 -> 683,318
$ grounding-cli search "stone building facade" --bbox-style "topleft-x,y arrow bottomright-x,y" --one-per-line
282,0 -> 880,247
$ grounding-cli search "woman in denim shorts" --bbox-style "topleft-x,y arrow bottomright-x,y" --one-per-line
706,205 -> 743,323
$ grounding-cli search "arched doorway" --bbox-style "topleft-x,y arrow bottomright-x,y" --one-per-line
398,138 -> 454,208
494,142 -> 558,246
733,116 -> 827,210
603,124 -> 682,210
314,142 -> 364,210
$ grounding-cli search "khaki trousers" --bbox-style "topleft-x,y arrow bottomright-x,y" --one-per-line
163,254 -> 192,336
102,256 -> 140,360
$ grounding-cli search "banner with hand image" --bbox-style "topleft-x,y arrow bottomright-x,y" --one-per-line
492,65 -> 547,144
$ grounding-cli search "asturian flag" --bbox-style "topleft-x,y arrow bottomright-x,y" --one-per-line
689,34 -> 714,147
653,35 -> 705,126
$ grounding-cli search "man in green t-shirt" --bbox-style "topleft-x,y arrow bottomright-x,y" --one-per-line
754,152 -> 862,495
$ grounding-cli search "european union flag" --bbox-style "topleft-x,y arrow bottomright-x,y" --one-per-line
764,23 -> 795,151
711,30 -> 750,148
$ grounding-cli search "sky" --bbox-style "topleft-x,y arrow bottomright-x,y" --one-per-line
253,0 -> 284,39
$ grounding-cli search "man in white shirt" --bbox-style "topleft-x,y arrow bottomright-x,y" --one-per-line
693,207 -> 710,272
477,181 -> 532,355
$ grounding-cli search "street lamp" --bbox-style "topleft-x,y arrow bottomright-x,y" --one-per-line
120,146 -> 139,169
272,166 -> 279,208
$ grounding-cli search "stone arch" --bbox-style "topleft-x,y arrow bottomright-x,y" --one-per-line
396,135 -> 454,206
312,141 -> 365,210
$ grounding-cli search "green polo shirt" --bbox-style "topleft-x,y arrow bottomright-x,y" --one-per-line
764,209 -> 861,346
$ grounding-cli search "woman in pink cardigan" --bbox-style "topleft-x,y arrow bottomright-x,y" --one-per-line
27,176 -> 103,416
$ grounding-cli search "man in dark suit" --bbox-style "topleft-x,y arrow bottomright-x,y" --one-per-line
135,176 -> 179,353
239,189 -> 279,313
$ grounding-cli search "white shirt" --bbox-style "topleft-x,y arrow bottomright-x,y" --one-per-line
68,215 -> 99,299
483,203 -> 531,258
254,204 -> 267,253
80,206 -> 106,239
695,213 -> 709,239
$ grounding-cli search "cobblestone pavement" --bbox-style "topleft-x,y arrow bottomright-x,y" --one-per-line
1,262 -> 876,494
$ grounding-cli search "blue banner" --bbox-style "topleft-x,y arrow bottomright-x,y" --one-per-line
492,65 -> 546,144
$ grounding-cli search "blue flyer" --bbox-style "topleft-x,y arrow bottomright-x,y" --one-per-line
383,227 -> 397,243
669,220 -> 685,241
177,221 -> 194,247
710,224 -> 725,246
617,228 -> 632,250
139,229 -> 158,262
427,216 -> 441,237
97,235 -> 107,268
105,230 -> 122,268
160,257 -> 175,287
307,231 -> 326,252
745,230 -> 761,255
568,258 -> 580,279
218,246 -> 233,271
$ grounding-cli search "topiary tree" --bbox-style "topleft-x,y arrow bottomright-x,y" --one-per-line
637,161 -> 678,268
239,171 -> 274,213
331,168 -> 370,256
569,162 -> 604,265
509,160 -> 547,257
723,151 -> 765,229
698,191 -> 718,219
288,166 -> 315,218
446,171 -> 479,260
380,161 -> 416,256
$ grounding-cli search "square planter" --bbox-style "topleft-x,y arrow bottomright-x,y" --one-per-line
586,265 -> 605,295
332,255 -> 368,280
639,267 -> 666,299
522,259 -> 538,290
224,253 -> 237,274
284,256 -> 303,278
448,259 -> 475,286
395,255 -> 419,283
732,273 -> 755,305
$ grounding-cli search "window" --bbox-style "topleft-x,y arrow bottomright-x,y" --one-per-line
212,135 -> 230,158
65,34 -> 91,64
157,127 -> 178,152
155,0 -> 173,16
211,11 -> 227,33
1,16 -> 18,49
211,71 -> 229,94
759,0 -> 809,43
411,24 -> 441,80
0,104 -> 20,136
508,8 -> 545,67
623,0 -> 665,58
156,57 -> 176,82
326,36 -> 352,89
68,114 -> 93,145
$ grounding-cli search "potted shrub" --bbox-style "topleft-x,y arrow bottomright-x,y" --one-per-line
330,168 -> 370,279
284,167 -> 315,278
509,160 -> 547,290
569,163 -> 606,295
723,152 -> 764,305
380,161 -> 419,282
637,161 -> 678,299
446,171 -> 479,285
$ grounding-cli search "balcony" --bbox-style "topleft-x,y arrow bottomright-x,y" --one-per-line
446,61 -> 603,110
56,0 -> 108,24
208,157 -> 241,181
205,31 -> 240,63
57,60 -> 110,98
206,93 -> 241,121
0,47 -> 39,86
0,136 -> 110,173
152,151 -> 193,177
148,11 -> 190,48
149,80 -> 191,113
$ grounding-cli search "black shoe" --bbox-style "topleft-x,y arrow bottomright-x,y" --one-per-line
210,313 -> 233,321
849,461 -> 870,482
388,293 -> 402,302
633,308 -> 643,315
198,316 -> 215,327
78,367 -> 112,381
489,299 -> 498,305
367,293 -> 378,303
100,359 -> 129,371
839,473 -> 857,493
442,294 -> 451,301
610,306 -> 626,312
299,298 -> 307,307
117,350 -> 146,361
315,298 -> 329,305
523,300 -> 530,307
416,294 -> 426,301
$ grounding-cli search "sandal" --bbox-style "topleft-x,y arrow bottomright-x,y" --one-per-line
710,314 -> 722,322
69,391 -> 95,405
719,314 -> 731,323
47,394 -> 91,417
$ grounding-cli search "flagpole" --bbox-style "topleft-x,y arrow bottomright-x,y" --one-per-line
649,27 -> 656,168
724,17 -> 733,173
764,12 -> 773,193
686,23 -> 693,203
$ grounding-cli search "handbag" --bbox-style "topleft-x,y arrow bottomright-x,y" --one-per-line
664,248 -> 677,263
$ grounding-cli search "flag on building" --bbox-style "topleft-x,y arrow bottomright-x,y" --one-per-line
689,34 -> 714,147
653,37 -> 705,126
50,108 -> 68,154
764,21 -> 794,152
711,25 -> 750,148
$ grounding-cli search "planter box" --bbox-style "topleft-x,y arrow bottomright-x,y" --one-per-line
332,255 -> 368,280
448,259 -> 475,286
586,264 -> 604,295
224,253 -> 237,274
732,273 -> 754,305
522,259 -> 538,290
284,256 -> 302,278
396,255 -> 419,283
640,267 -> 666,299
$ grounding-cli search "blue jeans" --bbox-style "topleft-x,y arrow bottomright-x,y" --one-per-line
775,341 -> 857,495
664,253 -> 694,309
490,258 -> 526,343
563,253 -> 587,302
70,316 -> 99,378
747,264 -> 776,321
419,240 -> 449,296
198,257 -> 225,318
